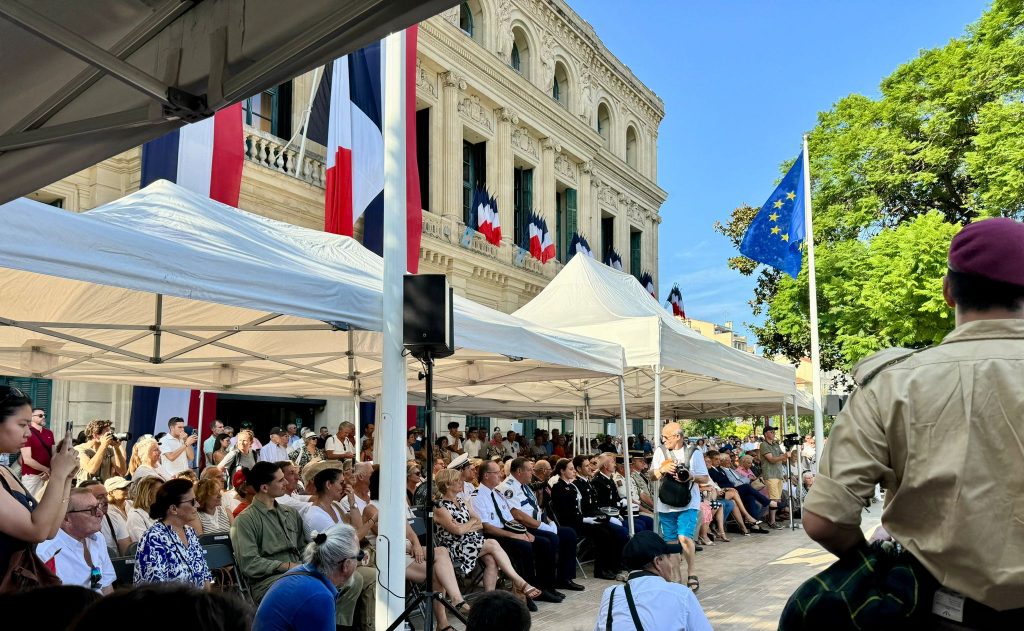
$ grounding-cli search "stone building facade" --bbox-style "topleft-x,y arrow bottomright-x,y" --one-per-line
25,0 -> 666,435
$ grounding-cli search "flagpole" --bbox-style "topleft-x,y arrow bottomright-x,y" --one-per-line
801,134 -> 825,462
377,29 -> 408,630
295,65 -> 323,180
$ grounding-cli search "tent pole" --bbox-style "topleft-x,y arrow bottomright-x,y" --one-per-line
619,378 -> 634,536
793,396 -> 802,529
353,395 -> 361,463
782,399 -> 794,530
377,29 -> 408,630
653,364 -> 662,535
194,390 -> 205,470
583,392 -> 591,455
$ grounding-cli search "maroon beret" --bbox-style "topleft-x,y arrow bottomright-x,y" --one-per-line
948,217 -> 1024,287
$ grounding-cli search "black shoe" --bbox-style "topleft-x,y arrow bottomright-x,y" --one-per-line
595,570 -> 618,580
552,590 -> 566,600
557,580 -> 586,591
695,545 -> 704,552
536,590 -> 563,604
526,598 -> 538,612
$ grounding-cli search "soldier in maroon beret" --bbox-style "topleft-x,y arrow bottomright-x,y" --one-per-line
793,217 -> 1024,627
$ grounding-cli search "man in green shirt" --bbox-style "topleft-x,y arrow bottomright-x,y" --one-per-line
758,427 -> 793,529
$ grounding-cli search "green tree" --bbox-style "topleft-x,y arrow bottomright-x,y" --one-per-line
716,0 -> 1024,371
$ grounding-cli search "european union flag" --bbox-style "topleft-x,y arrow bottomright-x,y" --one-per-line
739,153 -> 807,278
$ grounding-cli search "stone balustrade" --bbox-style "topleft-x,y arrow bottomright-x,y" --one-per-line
243,126 -> 327,187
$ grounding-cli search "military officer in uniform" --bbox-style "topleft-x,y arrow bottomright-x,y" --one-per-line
591,452 -> 654,532
472,460 -> 564,607
801,218 -> 1024,627
551,458 -> 627,580
499,457 -> 585,592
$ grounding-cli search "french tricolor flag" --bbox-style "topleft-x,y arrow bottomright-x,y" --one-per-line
139,104 -> 244,205
667,285 -> 686,318
314,26 -> 422,273
527,212 -> 543,260
540,218 -> 556,264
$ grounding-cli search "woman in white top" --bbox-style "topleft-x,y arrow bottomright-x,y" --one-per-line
195,478 -> 231,533
301,467 -> 373,543
129,437 -> 167,482
126,476 -> 163,543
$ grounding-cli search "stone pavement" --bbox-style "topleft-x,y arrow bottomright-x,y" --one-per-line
439,508 -> 883,631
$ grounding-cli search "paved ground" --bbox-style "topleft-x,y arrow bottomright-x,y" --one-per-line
432,508 -> 882,630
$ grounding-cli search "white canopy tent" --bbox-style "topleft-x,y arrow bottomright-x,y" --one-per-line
0,181 -> 625,399
0,0 -> 456,205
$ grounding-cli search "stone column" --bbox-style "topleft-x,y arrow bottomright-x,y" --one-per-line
616,192 -> 629,269
495,109 -> 517,245
579,160 -> 593,241
539,138 -> 559,225
441,72 -> 465,220
591,175 -> 603,252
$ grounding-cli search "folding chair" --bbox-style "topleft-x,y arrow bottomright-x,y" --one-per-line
551,511 -> 590,579
110,556 -> 136,588
202,542 -> 252,604
199,532 -> 233,548
125,541 -> 139,558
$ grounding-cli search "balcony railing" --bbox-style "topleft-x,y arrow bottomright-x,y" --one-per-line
244,126 -> 327,187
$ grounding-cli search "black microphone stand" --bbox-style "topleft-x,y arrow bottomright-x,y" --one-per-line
387,350 -> 466,630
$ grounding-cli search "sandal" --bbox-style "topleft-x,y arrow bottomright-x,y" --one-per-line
514,581 -> 542,600
686,575 -> 700,593
719,534 -> 731,542
452,601 -> 471,616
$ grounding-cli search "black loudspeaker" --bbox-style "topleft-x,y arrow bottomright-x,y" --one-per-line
403,274 -> 455,358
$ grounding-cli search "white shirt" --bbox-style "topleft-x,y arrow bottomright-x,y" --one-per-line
463,438 -> 483,459
277,491 -> 313,513
287,435 -> 303,449
325,435 -> 356,458
594,574 -> 712,631
498,478 -> 556,533
159,435 -> 190,475
472,485 -> 513,528
459,480 -> 475,503
301,502 -> 344,542
406,444 -> 416,460
502,439 -> 519,458
339,493 -> 368,515
650,446 -> 708,513
131,464 -> 167,482
258,441 -> 290,463
126,507 -> 157,543
36,529 -> 115,593
99,508 -> 129,556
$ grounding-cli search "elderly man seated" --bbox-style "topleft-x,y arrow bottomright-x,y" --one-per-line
591,453 -> 653,532
36,488 -> 116,594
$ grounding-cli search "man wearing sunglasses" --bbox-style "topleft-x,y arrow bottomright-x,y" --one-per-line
35,487 -> 115,594
20,408 -> 54,498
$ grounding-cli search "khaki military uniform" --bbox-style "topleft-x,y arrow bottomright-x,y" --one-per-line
804,319 -> 1024,611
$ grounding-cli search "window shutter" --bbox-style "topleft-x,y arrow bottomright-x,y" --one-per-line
566,188 -> 577,236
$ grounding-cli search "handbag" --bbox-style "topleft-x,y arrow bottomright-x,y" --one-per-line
0,473 -> 60,593
750,477 -> 766,490
657,446 -> 692,507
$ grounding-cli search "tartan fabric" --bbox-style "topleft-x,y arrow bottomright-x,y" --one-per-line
779,541 -> 937,631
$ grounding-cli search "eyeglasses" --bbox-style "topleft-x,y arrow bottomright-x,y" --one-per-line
178,498 -> 198,507
69,505 -> 104,517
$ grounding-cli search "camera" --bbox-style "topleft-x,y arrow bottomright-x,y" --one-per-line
184,426 -> 196,436
675,463 -> 691,482
782,433 -> 801,449
111,432 -> 132,442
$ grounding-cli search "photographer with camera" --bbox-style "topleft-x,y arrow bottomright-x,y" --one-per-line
650,422 -> 709,593
159,416 -> 197,477
757,427 -> 796,530
74,420 -> 127,484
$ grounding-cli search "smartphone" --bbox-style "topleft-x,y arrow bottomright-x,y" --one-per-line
65,420 -> 73,437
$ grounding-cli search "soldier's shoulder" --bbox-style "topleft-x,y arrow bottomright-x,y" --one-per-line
851,347 -> 923,387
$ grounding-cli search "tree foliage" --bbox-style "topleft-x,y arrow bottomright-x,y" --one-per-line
716,0 -> 1024,371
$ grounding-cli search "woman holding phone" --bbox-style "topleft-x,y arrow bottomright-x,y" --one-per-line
0,387 -> 81,581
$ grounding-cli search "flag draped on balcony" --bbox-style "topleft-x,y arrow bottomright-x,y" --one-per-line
605,249 -> 623,271
311,26 -> 422,273
539,217 -> 555,263
472,187 -> 501,245
667,285 -> 686,318
639,271 -> 656,298
568,232 -> 594,259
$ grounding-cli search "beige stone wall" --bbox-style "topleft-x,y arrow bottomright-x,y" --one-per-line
27,0 -> 666,432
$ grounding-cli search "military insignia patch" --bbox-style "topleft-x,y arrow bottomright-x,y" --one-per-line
504,489 -> 514,499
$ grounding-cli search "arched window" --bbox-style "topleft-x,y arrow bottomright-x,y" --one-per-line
553,62 -> 569,108
626,125 -> 639,169
460,1 -> 484,45
597,102 -> 611,149
459,1 -> 473,36
510,26 -> 531,79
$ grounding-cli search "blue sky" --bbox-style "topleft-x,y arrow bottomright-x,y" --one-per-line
572,0 -> 989,350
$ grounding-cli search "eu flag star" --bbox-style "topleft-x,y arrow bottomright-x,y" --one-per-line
771,226 -> 781,235
781,234 -> 789,242
786,191 -> 796,201
773,199 -> 783,209
769,212 -> 779,222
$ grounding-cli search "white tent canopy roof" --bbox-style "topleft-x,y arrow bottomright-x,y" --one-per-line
0,0 -> 455,205
420,255 -> 809,419
0,181 -> 624,398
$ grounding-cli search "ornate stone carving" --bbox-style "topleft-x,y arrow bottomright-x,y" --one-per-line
578,65 -> 594,124
416,58 -> 436,99
511,125 -> 538,160
458,94 -> 494,133
497,108 -> 519,125
495,0 -> 514,57
540,32 -> 557,91
581,160 -> 594,175
442,72 -> 466,91
540,137 -> 561,153
554,153 -> 576,183
440,7 -> 459,27
626,199 -> 644,223
599,184 -> 618,206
